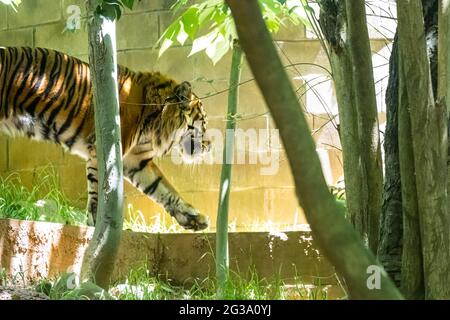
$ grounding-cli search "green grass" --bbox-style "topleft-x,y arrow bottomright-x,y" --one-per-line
1,263 -> 332,300
27,265 -> 330,300
0,168 -> 87,225
0,168 -> 318,233
111,268 -> 329,300
0,168 -> 188,232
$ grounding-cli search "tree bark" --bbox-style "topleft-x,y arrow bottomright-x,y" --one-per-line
439,1 -> 449,99
318,0 -> 365,244
318,0 -> 383,252
398,62 -> 425,299
345,0 -> 383,253
81,0 -> 124,289
226,0 -> 403,300
439,2 -> 450,280
378,34 -> 403,287
378,0 -> 439,290
398,0 -> 450,299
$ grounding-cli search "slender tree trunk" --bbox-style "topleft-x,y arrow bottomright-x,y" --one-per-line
226,0 -> 403,300
216,42 -> 243,298
398,65 -> 425,299
439,1 -> 450,100
440,1 -> 450,263
81,0 -> 124,289
319,0 -> 365,244
398,0 -> 450,299
345,0 -> 383,253
319,0 -> 383,251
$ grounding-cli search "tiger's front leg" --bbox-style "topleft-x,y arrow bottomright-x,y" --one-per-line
85,154 -> 99,226
123,153 -> 209,231
83,143 -> 99,226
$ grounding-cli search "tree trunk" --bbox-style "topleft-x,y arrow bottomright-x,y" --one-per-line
216,42 -> 243,298
319,0 -> 365,244
439,1 -> 450,278
81,0 -> 124,289
226,0 -> 403,300
345,0 -> 383,253
398,63 -> 424,299
318,0 -> 383,251
378,0 -> 439,289
398,0 -> 450,299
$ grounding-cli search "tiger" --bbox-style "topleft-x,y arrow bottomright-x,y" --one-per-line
0,46 -> 210,231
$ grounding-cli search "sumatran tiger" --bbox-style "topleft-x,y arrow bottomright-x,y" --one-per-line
0,47 -> 210,231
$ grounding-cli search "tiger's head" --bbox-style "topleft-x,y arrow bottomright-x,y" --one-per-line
167,81 -> 211,163
140,75 -> 211,162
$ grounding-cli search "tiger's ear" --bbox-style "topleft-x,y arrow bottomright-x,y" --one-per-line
175,81 -> 192,101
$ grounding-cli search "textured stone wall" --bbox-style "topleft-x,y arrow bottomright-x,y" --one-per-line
0,218 -> 345,299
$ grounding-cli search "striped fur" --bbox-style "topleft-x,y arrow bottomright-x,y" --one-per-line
0,47 -> 209,231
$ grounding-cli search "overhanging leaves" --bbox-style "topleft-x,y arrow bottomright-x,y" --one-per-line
158,0 -> 310,64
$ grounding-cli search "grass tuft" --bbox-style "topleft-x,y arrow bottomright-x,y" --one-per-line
107,263 -> 329,300
0,168 -> 87,225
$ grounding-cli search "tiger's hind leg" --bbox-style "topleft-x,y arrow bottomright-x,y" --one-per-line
85,152 -> 99,226
123,153 -> 209,231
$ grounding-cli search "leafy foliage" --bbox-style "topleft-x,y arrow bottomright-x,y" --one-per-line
158,0 -> 311,64
109,264 -> 329,300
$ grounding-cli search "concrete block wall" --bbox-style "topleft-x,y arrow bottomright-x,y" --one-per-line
0,0 -> 353,230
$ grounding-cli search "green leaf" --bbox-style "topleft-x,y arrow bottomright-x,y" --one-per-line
115,5 -> 122,20
181,7 -> 199,38
198,5 -> 215,25
189,30 -> 219,56
121,0 -> 134,10
205,32 -> 229,65
101,4 -> 118,20
259,0 -> 283,16
223,17 -> 238,42
265,18 -> 280,33
159,38 -> 174,58
98,1 -> 124,21
176,22 -> 189,45
158,20 -> 181,55
211,7 -> 227,25
0,0 -> 21,11
164,19 -> 182,40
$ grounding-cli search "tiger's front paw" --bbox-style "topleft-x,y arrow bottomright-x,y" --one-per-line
170,203 -> 209,231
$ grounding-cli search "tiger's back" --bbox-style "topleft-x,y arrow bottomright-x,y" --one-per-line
0,47 -> 144,159
0,47 -> 98,157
